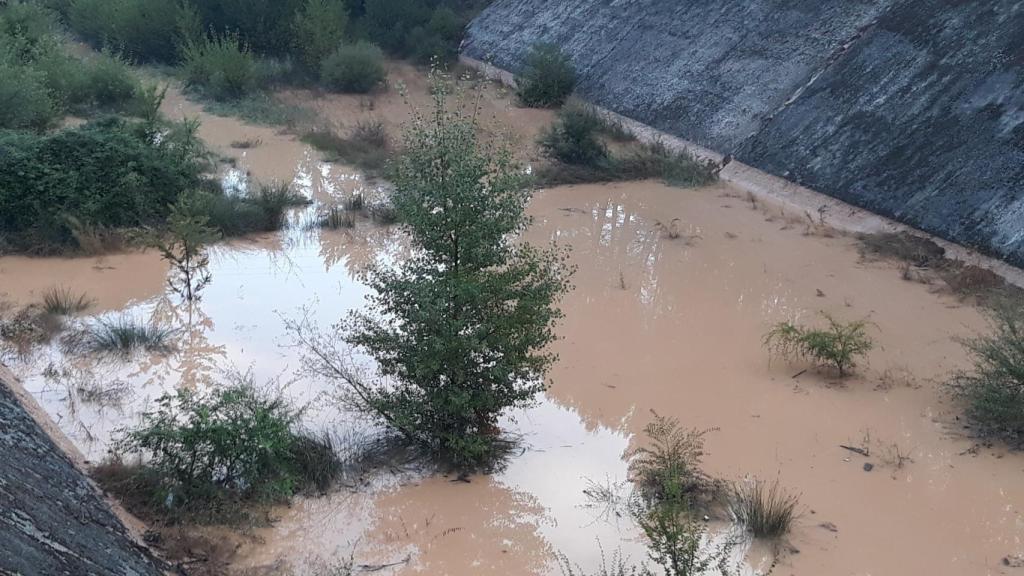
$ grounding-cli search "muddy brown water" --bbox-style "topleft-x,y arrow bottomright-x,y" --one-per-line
0,74 -> 1021,576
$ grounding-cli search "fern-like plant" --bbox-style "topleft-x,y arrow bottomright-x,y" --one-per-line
764,313 -> 874,377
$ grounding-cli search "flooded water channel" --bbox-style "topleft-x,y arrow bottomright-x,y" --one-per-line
1,76 -> 1022,576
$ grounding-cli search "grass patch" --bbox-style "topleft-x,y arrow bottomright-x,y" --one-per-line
200,92 -> 317,128
950,307 -> 1024,446
197,182 -> 309,237
764,313 -> 874,377
64,315 -> 176,357
536,107 -> 717,188
729,478 -> 800,539
40,286 -> 93,316
302,119 -> 392,175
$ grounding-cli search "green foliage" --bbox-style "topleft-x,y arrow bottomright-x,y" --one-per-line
181,32 -> 257,101
320,41 -> 386,94
539,107 -> 610,167
150,193 -> 221,302
951,308 -> 1024,445
361,0 -> 431,55
296,74 -> 572,467
729,478 -> 800,538
67,0 -> 182,63
764,313 -> 875,377
517,42 -> 576,108
116,376 -> 338,508
0,119 -> 207,253
41,287 -> 93,316
0,63 -> 56,130
627,413 -> 714,508
302,119 -> 391,175
293,0 -> 349,72
537,108 -> 718,188
189,0 -> 306,56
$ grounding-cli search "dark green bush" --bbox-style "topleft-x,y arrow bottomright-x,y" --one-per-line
0,64 -> 58,130
116,376 -> 339,507
517,42 -> 576,108
362,0 -> 431,56
190,0 -> 306,57
409,7 -> 463,64
320,41 -> 386,93
951,308 -> 1024,445
0,119 -> 205,252
194,183 -> 308,237
538,107 -> 609,167
292,0 -> 349,72
67,0 -> 181,63
181,33 -> 258,101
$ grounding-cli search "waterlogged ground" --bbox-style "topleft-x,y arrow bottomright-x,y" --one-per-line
1,75 -> 1023,576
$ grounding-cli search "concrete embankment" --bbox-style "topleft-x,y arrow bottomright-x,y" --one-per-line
0,366 -> 162,576
463,0 -> 1024,267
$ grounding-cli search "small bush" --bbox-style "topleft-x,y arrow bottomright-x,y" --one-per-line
764,313 -> 874,377
250,182 -> 310,230
66,315 -> 176,357
320,41 -> 386,94
115,376 -> 339,509
858,232 -> 946,268
361,0 -> 431,56
626,412 -> 714,508
316,205 -> 356,229
181,33 -> 257,101
292,0 -> 349,72
538,107 -> 609,167
41,287 -> 93,316
517,42 -> 576,108
80,50 -> 139,108
950,308 -> 1024,445
729,478 -> 800,538
0,63 -> 58,130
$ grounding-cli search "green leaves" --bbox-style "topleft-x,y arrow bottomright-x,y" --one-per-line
339,72 -> 573,466
764,313 -> 874,377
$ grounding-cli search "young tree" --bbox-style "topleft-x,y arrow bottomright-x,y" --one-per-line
151,193 -> 220,302
296,73 -> 572,466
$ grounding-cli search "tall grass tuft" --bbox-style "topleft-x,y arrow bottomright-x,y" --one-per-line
66,316 -> 176,357
41,287 -> 93,316
729,478 -> 800,539
250,182 -> 311,231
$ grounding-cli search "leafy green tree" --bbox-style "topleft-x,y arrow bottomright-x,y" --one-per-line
296,74 -> 572,466
292,0 -> 349,72
150,193 -> 221,302
517,42 -> 577,108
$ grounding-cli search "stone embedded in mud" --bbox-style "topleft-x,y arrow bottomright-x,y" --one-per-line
863,462 -> 874,472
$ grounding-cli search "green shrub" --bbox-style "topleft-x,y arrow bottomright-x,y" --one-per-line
67,0 -> 181,63
0,119 -> 206,252
729,478 -> 800,538
115,376 -> 338,508
81,51 -> 139,108
538,107 -> 609,167
0,63 -> 57,130
320,41 -> 386,93
0,2 -> 59,63
951,308 -> 1024,445
409,6 -> 464,64
181,33 -> 257,101
626,413 -> 714,508
764,313 -> 874,377
194,183 -> 308,237
517,42 -> 576,108
292,0 -> 349,72
189,0 -> 306,57
149,193 -> 221,302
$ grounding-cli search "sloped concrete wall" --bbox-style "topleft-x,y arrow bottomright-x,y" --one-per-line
0,368 -> 163,576
464,0 -> 1024,266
